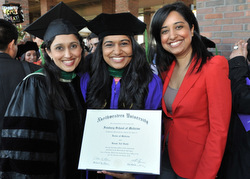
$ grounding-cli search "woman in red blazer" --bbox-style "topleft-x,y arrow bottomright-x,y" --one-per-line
150,2 -> 232,179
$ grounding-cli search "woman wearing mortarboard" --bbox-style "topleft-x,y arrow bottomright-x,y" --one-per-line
16,41 -> 39,63
80,13 -> 163,179
0,2 -> 87,178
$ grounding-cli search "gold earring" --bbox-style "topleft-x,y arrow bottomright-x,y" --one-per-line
102,100 -> 107,109
123,103 -> 133,109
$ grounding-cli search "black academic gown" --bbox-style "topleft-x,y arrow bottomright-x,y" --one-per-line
0,72 -> 86,179
218,56 -> 250,179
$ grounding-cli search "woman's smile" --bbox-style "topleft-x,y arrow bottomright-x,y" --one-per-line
62,59 -> 75,66
169,40 -> 183,48
111,56 -> 125,62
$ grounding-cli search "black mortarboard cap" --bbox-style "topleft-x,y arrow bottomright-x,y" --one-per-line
87,12 -> 146,39
200,35 -> 216,48
24,2 -> 87,41
16,41 -> 38,58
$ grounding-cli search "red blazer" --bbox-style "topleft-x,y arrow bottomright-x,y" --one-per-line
162,56 -> 232,179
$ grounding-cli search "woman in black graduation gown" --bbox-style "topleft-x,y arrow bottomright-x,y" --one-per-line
0,2 -> 87,178
217,40 -> 250,179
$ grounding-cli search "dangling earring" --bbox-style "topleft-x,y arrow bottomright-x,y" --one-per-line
123,102 -> 133,109
102,100 -> 107,109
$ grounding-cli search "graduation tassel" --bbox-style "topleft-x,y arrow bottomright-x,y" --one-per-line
215,45 -> 218,55
144,29 -> 150,63
39,42 -> 46,65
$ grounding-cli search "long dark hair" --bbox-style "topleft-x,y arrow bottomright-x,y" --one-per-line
41,33 -> 85,110
86,35 -> 153,109
150,2 -> 212,74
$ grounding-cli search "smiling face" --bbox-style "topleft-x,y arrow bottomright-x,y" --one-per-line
46,34 -> 82,72
25,50 -> 37,62
102,35 -> 133,69
160,11 -> 194,59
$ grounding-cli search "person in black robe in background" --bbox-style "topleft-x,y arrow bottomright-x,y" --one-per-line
0,19 -> 40,146
0,2 -> 87,178
217,39 -> 250,179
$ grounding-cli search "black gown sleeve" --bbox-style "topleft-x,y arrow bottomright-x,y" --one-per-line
0,74 -> 59,178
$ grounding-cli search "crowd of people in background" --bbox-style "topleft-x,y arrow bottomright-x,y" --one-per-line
0,19 -> 40,145
0,1 -> 249,179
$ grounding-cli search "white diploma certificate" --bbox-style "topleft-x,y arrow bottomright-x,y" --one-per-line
78,109 -> 162,175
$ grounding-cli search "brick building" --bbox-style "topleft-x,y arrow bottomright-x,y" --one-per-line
197,0 -> 250,58
0,0 -> 249,59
